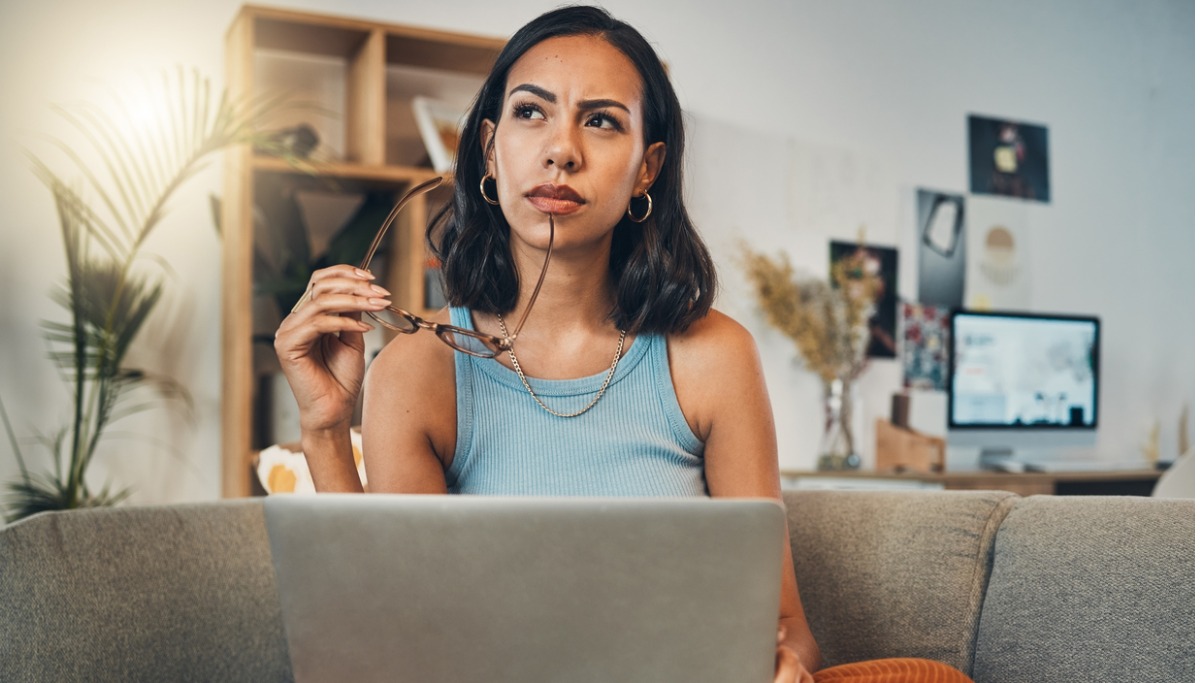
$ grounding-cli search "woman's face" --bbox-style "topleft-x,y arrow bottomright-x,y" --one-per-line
482,34 -> 665,251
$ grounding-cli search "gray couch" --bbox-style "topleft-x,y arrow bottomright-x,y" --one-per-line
1,491 -> 1193,682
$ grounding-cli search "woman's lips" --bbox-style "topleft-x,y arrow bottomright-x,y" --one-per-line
526,184 -> 585,215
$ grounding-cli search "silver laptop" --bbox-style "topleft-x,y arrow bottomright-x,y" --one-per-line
264,494 -> 783,683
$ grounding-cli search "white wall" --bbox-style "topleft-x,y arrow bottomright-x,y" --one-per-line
0,0 -> 1192,502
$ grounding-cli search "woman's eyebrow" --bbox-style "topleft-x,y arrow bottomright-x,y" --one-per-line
507,84 -> 631,114
578,98 -> 630,114
509,83 -> 555,102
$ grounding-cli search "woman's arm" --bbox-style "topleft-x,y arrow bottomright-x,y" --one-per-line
274,265 -> 390,492
358,314 -> 458,494
274,264 -> 455,493
670,311 -> 822,679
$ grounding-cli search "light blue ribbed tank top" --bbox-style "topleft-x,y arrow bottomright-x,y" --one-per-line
447,306 -> 707,497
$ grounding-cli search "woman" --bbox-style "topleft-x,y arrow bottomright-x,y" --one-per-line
275,7 -> 971,683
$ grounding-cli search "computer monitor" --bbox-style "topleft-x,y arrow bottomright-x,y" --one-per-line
946,309 -> 1100,469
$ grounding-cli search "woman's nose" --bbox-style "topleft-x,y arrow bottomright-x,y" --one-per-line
543,123 -> 581,171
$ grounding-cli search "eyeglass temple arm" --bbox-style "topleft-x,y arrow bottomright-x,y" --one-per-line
357,175 -> 445,271
506,213 -> 555,340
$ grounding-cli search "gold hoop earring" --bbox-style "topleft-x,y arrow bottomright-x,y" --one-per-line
627,192 -> 652,223
480,174 -> 500,206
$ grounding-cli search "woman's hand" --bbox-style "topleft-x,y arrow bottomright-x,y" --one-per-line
774,627 -> 815,683
273,265 -> 391,433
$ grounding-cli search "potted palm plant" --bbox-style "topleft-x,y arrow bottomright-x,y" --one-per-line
2,68 -> 290,521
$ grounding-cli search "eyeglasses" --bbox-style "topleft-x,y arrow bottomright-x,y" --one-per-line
359,175 -> 553,358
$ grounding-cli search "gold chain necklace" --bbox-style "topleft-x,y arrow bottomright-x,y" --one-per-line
496,314 -> 627,418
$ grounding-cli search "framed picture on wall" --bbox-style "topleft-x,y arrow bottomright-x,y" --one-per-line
830,240 -> 899,359
901,302 -> 950,390
967,114 -> 1051,203
964,195 -> 1032,310
915,189 -> 966,309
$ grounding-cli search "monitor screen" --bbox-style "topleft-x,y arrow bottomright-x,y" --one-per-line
948,310 -> 1099,430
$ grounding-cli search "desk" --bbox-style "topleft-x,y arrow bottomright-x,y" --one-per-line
780,468 -> 1163,496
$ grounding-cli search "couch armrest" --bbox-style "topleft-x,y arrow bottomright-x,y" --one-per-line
783,489 -> 1017,672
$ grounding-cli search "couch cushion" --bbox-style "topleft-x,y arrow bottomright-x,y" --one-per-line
783,489 -> 1017,672
0,500 -> 291,682
972,496 -> 1194,683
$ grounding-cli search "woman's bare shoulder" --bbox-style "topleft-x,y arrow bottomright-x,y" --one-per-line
666,309 -> 765,441
368,309 -> 456,383
668,308 -> 760,364
362,309 -> 458,463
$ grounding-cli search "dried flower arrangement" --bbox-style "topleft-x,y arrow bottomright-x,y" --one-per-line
741,242 -> 884,469
740,244 -> 879,383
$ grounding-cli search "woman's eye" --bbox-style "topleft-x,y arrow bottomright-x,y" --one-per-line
586,112 -> 622,131
513,103 -> 545,120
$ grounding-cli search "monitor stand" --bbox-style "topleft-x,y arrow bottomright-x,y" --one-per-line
979,447 -> 1023,472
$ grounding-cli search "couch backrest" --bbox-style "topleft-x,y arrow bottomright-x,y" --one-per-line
6,491 -> 1191,682
0,500 -> 291,682
971,495 -> 1195,683
782,489 -> 1017,672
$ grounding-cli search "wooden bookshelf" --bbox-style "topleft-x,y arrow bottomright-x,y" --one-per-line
220,5 -> 504,497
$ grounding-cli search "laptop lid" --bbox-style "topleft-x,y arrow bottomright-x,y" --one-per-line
264,494 -> 783,683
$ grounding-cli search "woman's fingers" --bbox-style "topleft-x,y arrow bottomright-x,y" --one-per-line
774,644 -> 810,683
287,290 -> 392,330
272,266 -> 379,434
308,280 -> 390,306
277,317 -> 367,357
277,300 -> 377,353
310,264 -> 375,283
304,264 -> 375,292
283,308 -> 375,337
290,266 -> 390,317
302,284 -> 391,313
275,266 -> 396,368
305,313 -> 374,336
299,291 -> 392,318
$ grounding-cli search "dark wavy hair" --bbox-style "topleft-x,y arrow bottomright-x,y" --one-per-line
428,5 -> 716,335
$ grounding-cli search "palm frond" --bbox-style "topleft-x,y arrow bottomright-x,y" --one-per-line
5,475 -> 74,522
88,480 -> 134,507
53,103 -> 143,242
29,157 -> 126,260
0,395 -> 31,487
106,368 -> 195,424
5,66 -> 291,522
4,473 -> 132,523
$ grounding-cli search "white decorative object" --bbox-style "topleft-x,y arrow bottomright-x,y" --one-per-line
964,196 -> 1031,310
256,429 -> 368,494
412,96 -> 466,173
1152,450 -> 1194,499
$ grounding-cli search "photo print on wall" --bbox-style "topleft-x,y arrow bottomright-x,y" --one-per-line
967,114 -> 1050,203
964,195 -> 1032,310
830,240 -> 899,359
901,302 -> 950,390
915,189 -> 966,309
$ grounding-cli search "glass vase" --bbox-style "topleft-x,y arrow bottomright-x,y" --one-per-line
817,377 -> 862,471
